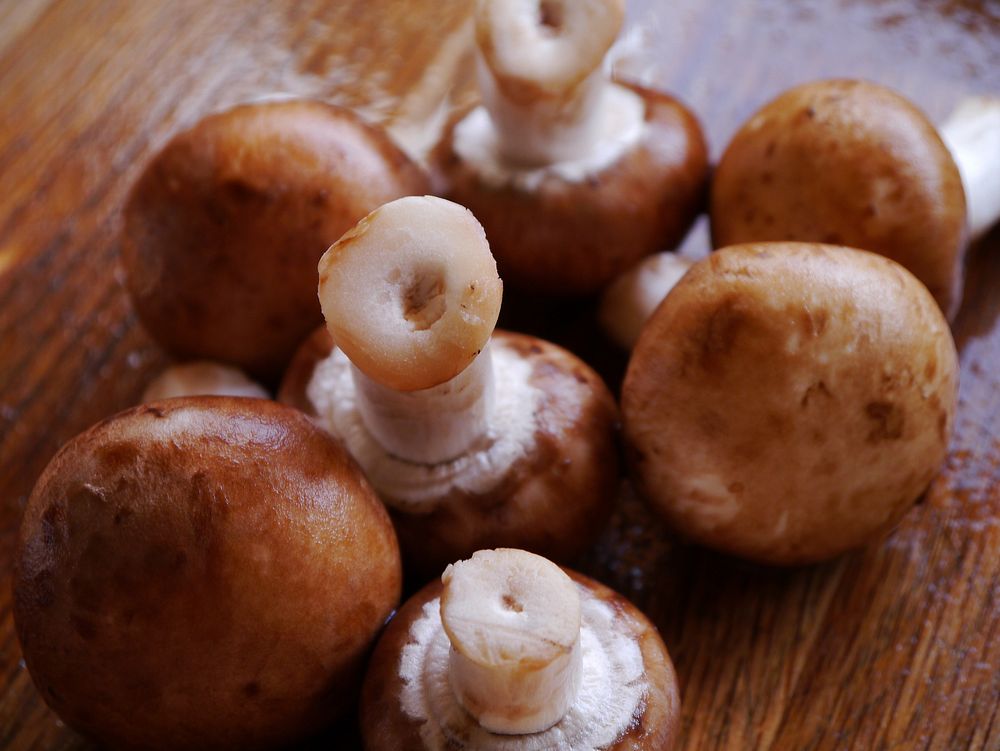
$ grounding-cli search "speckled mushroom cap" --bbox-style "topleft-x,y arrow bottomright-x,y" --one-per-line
360,570 -> 680,750
123,99 -> 429,380
279,328 -> 620,583
711,79 -> 967,319
622,242 -> 958,564
440,83 -> 708,297
13,397 -> 402,750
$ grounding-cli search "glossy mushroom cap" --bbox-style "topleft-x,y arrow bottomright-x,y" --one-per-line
123,100 -> 429,381
13,397 -> 402,751
711,80 -> 967,319
623,243 -> 958,564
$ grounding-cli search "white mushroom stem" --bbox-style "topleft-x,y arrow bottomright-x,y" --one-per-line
317,196 -> 503,466
598,252 -> 696,350
350,346 -> 495,465
474,0 -> 625,166
939,96 -> 1000,242
440,549 -> 583,735
140,361 -> 269,403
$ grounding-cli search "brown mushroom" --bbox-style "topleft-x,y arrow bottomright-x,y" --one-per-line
13,397 -> 401,750
437,0 -> 707,296
360,548 -> 680,750
280,196 -> 619,581
711,81 -> 1000,320
122,99 -> 429,381
621,242 -> 958,564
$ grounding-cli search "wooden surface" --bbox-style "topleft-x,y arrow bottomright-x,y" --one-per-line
1,0 -> 998,748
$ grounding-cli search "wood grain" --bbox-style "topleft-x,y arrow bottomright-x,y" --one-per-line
0,0 -> 997,749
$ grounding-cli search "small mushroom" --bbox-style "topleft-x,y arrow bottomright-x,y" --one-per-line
622,243 -> 958,564
123,99 -> 429,381
711,81 -> 1000,320
360,548 -> 680,750
13,397 -> 401,750
280,196 -> 619,580
438,0 -> 708,296
140,361 -> 270,402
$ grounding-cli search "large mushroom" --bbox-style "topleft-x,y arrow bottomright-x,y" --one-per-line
711,81 -> 1000,320
437,0 -> 708,296
123,99 -> 429,381
361,548 -> 680,750
13,397 -> 401,750
622,243 -> 958,564
278,196 -> 619,581
600,88 -> 1000,349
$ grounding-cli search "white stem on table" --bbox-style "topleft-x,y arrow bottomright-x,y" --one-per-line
939,96 -> 1000,242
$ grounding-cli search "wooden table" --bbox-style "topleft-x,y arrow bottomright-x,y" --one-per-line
1,1 -> 997,748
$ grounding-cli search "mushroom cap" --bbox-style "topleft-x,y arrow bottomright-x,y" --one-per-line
122,100 -> 429,381
360,569 -> 679,751
622,242 -> 958,564
441,83 -> 708,297
711,79 -> 967,319
278,328 -> 620,583
13,397 -> 402,750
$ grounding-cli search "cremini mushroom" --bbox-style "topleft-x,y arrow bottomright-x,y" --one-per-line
437,0 -> 708,296
360,548 -> 680,750
711,82 -> 1000,320
279,196 -> 619,581
140,361 -> 269,402
13,397 -> 401,750
123,99 -> 429,381
602,89 -> 1000,349
622,242 -> 958,564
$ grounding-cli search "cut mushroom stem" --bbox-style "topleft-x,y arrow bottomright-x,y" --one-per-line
475,0 -> 626,165
317,196 -> 503,465
440,549 -> 583,735
939,96 -> 1000,242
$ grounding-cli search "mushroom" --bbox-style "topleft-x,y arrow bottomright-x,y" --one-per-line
123,99 -> 429,381
600,89 -> 1000,348
360,548 -> 680,750
279,195 -> 619,581
437,0 -> 708,296
13,397 -> 402,750
711,81 -> 1000,320
140,361 -> 270,402
622,242 -> 958,564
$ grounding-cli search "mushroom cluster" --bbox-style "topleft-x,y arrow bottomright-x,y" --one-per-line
13,2 -> 993,749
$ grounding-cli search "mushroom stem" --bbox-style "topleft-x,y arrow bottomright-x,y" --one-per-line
939,96 -> 1000,242
474,0 -> 627,166
440,549 -> 583,735
351,346 -> 495,464
317,196 -> 503,464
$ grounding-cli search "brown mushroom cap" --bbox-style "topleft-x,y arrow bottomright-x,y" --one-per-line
360,569 -> 680,750
711,79 -> 967,319
13,397 -> 402,750
122,100 -> 429,381
622,242 -> 958,565
279,328 -> 620,583
440,83 -> 708,297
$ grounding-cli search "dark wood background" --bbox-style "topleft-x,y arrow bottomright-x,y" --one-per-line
1,0 -> 998,748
